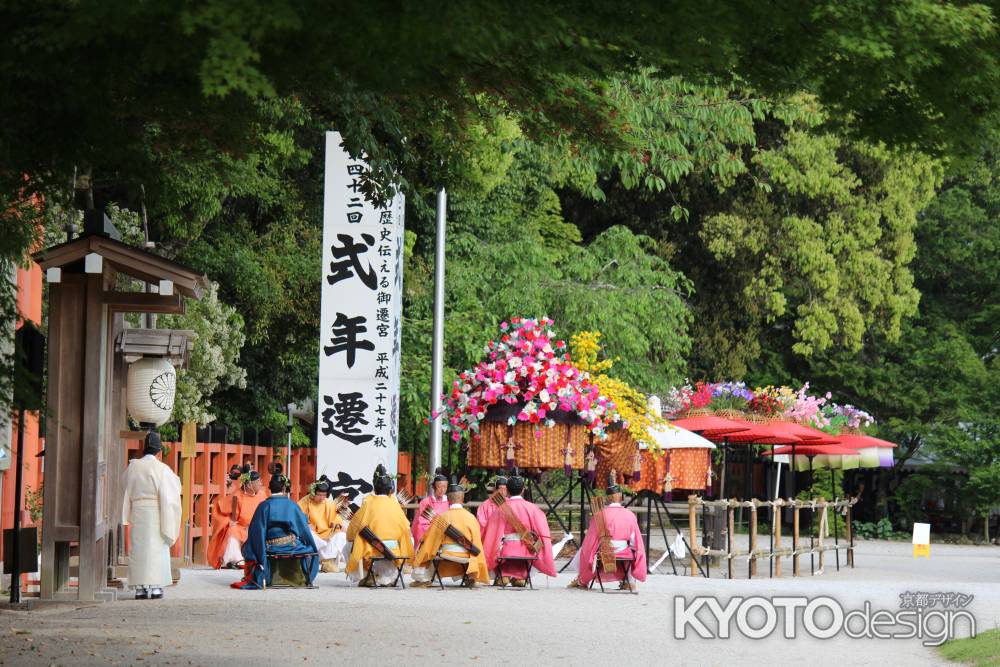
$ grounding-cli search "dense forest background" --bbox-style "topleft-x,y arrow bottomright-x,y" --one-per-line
1,3 -> 997,535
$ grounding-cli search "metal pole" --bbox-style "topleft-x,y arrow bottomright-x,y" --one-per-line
9,405 -> 25,604
428,188 -> 447,476
286,404 -> 294,492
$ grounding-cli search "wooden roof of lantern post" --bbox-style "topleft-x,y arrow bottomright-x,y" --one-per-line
31,214 -> 208,601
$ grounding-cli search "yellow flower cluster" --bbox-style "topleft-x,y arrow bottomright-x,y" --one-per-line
570,331 -> 664,449
753,385 -> 797,410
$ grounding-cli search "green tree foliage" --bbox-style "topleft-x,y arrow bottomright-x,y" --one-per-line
564,92 -> 940,378
697,111 -> 940,368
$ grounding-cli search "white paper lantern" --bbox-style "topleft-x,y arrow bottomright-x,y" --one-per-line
127,357 -> 177,426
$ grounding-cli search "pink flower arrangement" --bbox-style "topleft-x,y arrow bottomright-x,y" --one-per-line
433,317 -> 622,440
783,382 -> 831,428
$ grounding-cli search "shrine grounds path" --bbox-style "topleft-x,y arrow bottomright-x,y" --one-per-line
1,540 -> 997,666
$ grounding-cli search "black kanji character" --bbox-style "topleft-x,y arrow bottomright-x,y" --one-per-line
321,392 -> 374,445
327,233 -> 376,289
324,313 -> 375,367
326,471 -> 373,507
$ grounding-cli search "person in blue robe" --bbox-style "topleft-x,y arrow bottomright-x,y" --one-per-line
234,467 -> 319,589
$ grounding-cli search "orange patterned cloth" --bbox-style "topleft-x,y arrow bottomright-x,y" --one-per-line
469,422 -> 587,469
669,449 -> 711,490
594,433 -> 712,492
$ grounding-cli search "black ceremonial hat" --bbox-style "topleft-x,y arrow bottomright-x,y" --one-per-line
605,469 -> 621,495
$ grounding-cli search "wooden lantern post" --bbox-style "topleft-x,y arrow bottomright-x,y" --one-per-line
33,212 -> 206,601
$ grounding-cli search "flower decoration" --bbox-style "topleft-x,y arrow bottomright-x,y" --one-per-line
783,382 -> 830,428
747,392 -> 783,416
434,318 -> 622,440
661,382 -> 693,419
710,381 -> 754,411
824,402 -> 875,431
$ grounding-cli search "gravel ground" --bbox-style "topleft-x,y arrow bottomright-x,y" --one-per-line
0,540 -> 997,667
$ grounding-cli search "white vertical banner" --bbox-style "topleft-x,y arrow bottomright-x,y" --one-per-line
317,131 -> 404,505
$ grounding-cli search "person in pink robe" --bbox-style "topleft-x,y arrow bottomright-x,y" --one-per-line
411,470 -> 450,546
475,475 -> 507,532
569,478 -> 647,591
482,474 -> 555,585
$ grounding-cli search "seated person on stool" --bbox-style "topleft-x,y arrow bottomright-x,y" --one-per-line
411,477 -> 490,588
410,468 -> 450,584
233,467 -> 319,589
568,472 -> 647,592
482,470 -> 556,587
208,464 -> 265,570
298,475 -> 347,573
345,464 -> 414,587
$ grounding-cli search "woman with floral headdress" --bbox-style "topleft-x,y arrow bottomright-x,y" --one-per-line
207,463 -> 265,569
297,475 -> 348,572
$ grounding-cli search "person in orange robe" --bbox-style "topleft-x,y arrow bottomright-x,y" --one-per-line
208,464 -> 265,569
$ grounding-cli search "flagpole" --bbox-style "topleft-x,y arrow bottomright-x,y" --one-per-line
429,188 -> 447,477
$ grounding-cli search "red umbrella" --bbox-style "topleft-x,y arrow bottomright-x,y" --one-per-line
767,421 -> 841,446
700,420 -> 803,500
762,444 -> 858,457
671,416 -> 749,437
832,434 -> 898,449
722,421 -> 804,445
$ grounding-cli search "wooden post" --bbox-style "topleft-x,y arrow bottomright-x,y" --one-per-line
749,501 -> 758,578
774,500 -> 783,577
792,503 -> 800,577
817,499 -> 826,573
846,502 -> 855,568
179,421 -> 196,563
688,495 -> 698,577
727,501 -> 735,580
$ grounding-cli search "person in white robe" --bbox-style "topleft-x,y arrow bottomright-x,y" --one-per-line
122,431 -> 182,599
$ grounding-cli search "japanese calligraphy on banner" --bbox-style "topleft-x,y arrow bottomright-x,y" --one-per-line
317,131 -> 404,503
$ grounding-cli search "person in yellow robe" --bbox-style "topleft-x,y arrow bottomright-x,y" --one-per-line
411,478 -> 489,588
345,464 -> 414,587
297,475 -> 347,573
